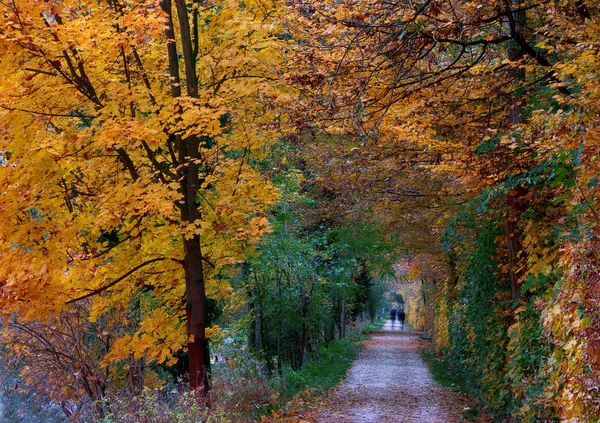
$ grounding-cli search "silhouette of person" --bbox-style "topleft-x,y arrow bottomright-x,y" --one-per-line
398,309 -> 406,330
390,308 -> 397,322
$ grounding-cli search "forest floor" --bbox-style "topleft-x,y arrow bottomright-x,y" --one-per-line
307,320 -> 475,423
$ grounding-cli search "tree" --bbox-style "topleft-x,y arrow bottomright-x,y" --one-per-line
286,0 -> 600,419
0,0 -> 285,395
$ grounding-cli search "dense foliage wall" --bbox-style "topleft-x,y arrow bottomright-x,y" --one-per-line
433,147 -> 597,421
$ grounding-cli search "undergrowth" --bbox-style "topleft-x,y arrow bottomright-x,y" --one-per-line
95,319 -> 384,423
421,350 -> 473,396
284,319 -> 384,395
422,349 -> 504,422
259,319 -> 385,419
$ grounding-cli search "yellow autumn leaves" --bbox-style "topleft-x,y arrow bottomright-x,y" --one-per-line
0,0 -> 288,394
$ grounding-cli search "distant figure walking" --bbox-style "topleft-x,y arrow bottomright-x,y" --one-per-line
398,309 -> 406,330
390,308 -> 397,322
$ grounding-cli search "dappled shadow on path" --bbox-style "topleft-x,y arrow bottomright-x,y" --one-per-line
314,321 -> 471,422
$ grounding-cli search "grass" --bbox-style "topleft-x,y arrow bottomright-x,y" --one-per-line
422,349 -> 500,422
421,350 -> 473,395
283,337 -> 362,395
283,319 -> 385,396
361,319 -> 386,334
258,319 -> 385,418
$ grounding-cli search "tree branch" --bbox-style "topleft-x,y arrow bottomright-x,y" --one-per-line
114,146 -> 140,181
66,257 -> 182,304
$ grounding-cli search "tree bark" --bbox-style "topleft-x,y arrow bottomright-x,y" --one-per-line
505,0 -> 529,302
180,134 -> 209,392
340,296 -> 346,339
506,186 -> 528,301
276,270 -> 283,376
162,0 -> 209,394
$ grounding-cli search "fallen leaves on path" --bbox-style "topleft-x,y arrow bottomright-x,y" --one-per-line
265,321 -> 486,423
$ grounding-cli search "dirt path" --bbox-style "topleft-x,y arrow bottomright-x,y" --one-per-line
313,320 -> 471,423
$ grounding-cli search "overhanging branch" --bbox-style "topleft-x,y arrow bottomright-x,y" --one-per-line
66,257 -> 182,304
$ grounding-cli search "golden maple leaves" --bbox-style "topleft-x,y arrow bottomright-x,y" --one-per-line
0,0 -> 286,384
1,0 -> 598,416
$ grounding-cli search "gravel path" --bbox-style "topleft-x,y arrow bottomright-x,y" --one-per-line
314,320 -> 471,422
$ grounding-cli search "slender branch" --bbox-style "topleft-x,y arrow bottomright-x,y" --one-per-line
141,140 -> 175,182
0,105 -> 96,119
24,67 -> 58,76
425,35 -> 511,47
66,257 -> 182,304
80,235 -> 133,261
131,48 -> 157,106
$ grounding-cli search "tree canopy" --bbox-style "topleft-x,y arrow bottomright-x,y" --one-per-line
1,0 -> 600,421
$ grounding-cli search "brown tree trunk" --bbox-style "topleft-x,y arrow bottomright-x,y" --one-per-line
506,186 -> 528,301
299,284 -> 307,366
446,251 -> 459,302
252,274 -> 263,352
162,0 -> 209,394
340,296 -> 346,338
276,270 -> 283,376
246,265 -> 256,351
179,131 -> 209,392
505,0 -> 528,302
175,0 -> 211,393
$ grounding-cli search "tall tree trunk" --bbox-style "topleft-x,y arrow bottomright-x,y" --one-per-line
247,266 -> 256,352
340,296 -> 346,339
180,137 -> 209,392
299,284 -> 307,366
328,317 -> 335,343
505,0 -> 529,302
162,0 -> 209,394
176,0 -> 211,393
262,320 -> 273,375
276,271 -> 283,376
254,283 -> 263,352
446,251 -> 459,302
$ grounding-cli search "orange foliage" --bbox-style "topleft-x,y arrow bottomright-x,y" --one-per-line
0,0 -> 285,397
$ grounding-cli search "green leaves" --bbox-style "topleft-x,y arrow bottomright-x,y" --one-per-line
474,137 -> 500,156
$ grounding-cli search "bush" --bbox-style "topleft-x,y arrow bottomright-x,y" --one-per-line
98,389 -> 233,423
